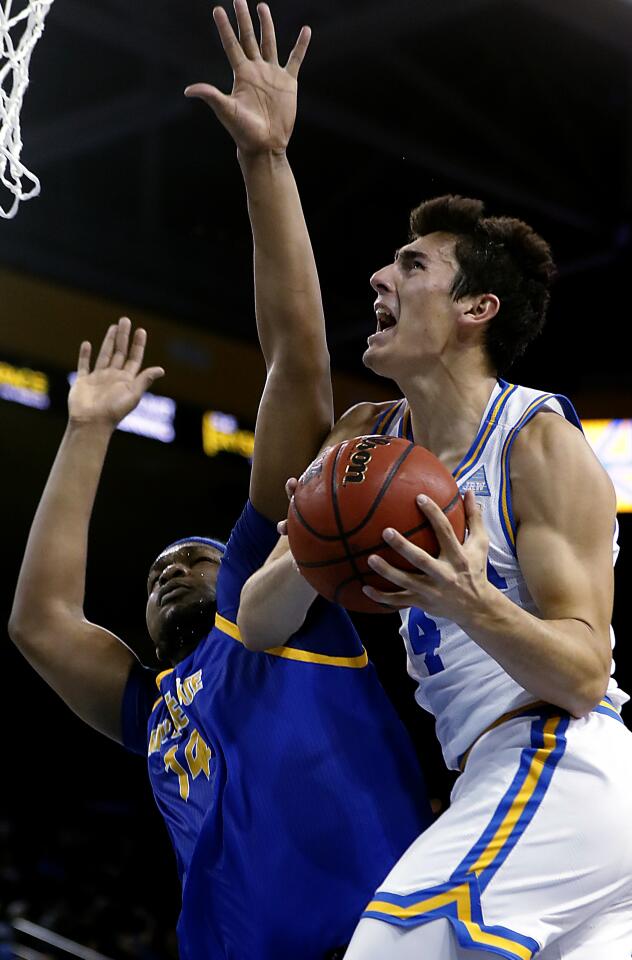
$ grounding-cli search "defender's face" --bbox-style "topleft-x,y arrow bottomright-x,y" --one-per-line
364,232 -> 462,380
145,543 -> 223,663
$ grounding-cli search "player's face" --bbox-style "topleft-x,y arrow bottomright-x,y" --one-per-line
364,231 -> 463,381
145,543 -> 223,665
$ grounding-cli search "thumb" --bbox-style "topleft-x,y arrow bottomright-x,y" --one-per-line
463,490 -> 483,535
138,367 -> 165,393
184,83 -> 231,115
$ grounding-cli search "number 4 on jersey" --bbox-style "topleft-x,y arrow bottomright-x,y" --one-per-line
409,608 -> 444,675
408,559 -> 507,674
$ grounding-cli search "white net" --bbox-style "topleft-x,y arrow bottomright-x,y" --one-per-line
0,0 -> 54,219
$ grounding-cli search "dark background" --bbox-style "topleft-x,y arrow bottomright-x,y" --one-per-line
1,0 -> 631,956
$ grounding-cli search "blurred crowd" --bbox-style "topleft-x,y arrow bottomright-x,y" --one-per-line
0,808 -> 178,960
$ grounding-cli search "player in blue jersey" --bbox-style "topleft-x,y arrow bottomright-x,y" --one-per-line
9,4 -> 431,958
222,9 -> 632,959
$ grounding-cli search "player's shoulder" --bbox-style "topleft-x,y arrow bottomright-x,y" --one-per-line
331,400 -> 399,442
513,411 -> 591,466
511,411 -> 615,511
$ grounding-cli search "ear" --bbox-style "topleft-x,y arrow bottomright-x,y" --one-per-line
461,293 -> 500,327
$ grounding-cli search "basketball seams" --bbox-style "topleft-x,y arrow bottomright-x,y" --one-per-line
331,441 -> 368,591
287,436 -> 466,613
294,441 -> 419,542
342,442 -> 418,538
296,491 -> 462,568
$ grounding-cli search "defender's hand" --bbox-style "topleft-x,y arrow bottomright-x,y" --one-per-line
68,318 -> 165,429
185,1 -> 310,156
362,491 -> 494,625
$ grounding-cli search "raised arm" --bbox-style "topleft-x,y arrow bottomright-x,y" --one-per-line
238,401 -> 382,649
8,319 -> 164,741
186,1 -> 332,521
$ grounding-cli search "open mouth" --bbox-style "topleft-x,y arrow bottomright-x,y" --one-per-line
375,306 -> 397,332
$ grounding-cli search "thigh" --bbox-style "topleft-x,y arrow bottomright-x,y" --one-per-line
359,711 -> 632,957
538,896 -> 632,960
345,917 -> 493,960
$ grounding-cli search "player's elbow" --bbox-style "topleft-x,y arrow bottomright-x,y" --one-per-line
237,609 -> 277,652
566,658 -> 611,718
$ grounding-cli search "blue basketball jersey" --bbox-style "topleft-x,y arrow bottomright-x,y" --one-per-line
122,501 -> 431,960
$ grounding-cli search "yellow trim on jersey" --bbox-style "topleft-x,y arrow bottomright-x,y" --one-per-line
155,668 -> 174,689
466,716 -> 561,876
366,882 -> 533,960
151,697 -> 163,713
499,393 -> 555,547
598,698 -> 621,719
454,382 -> 515,481
214,613 -> 369,668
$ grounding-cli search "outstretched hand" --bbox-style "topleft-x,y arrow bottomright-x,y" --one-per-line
68,318 -> 165,429
185,1 -> 310,156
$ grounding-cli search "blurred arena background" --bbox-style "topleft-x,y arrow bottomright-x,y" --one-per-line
0,0 -> 631,956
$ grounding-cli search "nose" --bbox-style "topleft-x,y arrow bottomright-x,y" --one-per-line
158,561 -> 188,585
370,263 -> 395,294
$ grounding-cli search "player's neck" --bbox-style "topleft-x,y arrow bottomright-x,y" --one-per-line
401,364 -> 498,473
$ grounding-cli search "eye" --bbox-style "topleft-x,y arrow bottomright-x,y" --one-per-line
412,259 -> 425,270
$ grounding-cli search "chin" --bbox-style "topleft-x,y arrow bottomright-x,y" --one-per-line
362,344 -> 394,378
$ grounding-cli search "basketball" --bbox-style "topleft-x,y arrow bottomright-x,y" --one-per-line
286,435 -> 466,614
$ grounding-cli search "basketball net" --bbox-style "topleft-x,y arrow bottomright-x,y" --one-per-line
0,0 -> 54,218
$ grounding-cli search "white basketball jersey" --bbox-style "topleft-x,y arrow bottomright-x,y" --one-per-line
374,379 -> 628,770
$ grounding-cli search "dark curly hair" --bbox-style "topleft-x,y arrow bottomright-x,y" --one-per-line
409,195 -> 556,373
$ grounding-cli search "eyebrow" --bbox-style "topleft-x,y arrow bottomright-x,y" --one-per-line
148,547 -> 220,579
395,248 -> 429,265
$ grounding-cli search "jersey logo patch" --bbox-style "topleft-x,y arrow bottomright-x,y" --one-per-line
460,465 -> 491,497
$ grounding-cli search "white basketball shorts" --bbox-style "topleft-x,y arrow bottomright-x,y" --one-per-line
347,700 -> 632,959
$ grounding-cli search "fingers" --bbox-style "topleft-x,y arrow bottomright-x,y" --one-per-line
76,341 -> 92,377
361,584 -> 411,610
285,24 -> 311,79
212,5 -> 248,69
285,477 -> 298,501
94,324 -> 118,370
233,0 -> 261,60
277,519 -> 289,536
110,317 -> 132,370
416,494 -> 465,560
124,327 -> 147,376
257,3 -> 278,62
367,549 -> 431,587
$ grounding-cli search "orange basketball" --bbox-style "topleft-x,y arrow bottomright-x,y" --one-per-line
286,435 -> 466,613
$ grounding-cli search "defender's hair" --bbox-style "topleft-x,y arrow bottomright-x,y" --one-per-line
409,195 -> 556,372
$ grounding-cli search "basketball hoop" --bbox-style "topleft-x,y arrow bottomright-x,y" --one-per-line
0,0 -> 54,219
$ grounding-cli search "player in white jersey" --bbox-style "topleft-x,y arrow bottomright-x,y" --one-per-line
238,188 -> 632,959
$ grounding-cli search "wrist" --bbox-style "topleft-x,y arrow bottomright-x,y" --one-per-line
456,579 -> 508,637
66,417 -> 117,440
237,147 -> 289,171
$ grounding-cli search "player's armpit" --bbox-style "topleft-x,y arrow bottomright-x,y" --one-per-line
9,611 -> 135,743
511,413 -> 615,705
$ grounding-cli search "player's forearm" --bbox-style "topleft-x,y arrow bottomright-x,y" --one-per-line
10,420 -> 113,640
237,547 -> 317,651
238,150 -> 329,373
460,589 -> 610,717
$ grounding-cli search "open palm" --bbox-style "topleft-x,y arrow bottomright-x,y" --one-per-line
185,1 -> 310,155
68,318 -> 165,428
